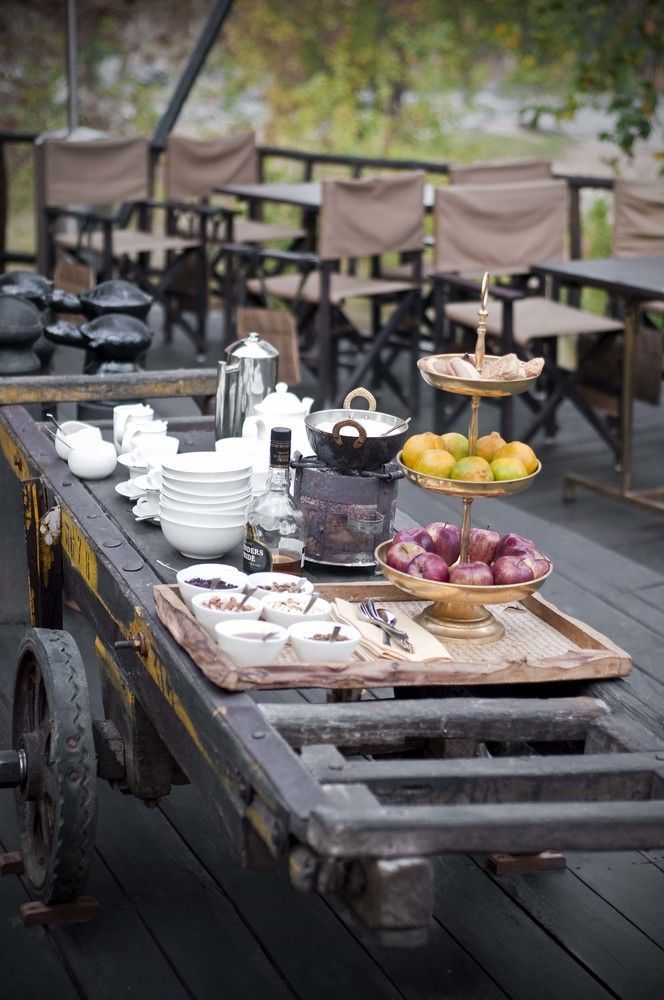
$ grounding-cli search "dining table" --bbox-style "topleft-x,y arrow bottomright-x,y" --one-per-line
532,255 -> 664,515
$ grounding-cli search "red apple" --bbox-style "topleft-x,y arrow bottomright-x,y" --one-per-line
386,541 -> 426,574
517,549 -> 552,580
467,527 -> 500,564
392,528 -> 435,552
449,561 -> 494,585
425,522 -> 461,565
496,533 -> 538,558
492,555 -> 535,585
407,552 -> 450,582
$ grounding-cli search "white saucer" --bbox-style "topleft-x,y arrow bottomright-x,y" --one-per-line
115,480 -> 146,501
132,500 -> 160,524
133,472 -> 161,492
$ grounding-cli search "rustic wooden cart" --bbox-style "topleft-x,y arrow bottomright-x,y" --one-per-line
0,375 -> 663,942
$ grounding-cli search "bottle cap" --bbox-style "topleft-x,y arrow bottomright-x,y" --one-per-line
270,427 -> 291,444
269,427 -> 291,467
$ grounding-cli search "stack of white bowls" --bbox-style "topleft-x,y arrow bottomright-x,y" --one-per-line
160,452 -> 252,558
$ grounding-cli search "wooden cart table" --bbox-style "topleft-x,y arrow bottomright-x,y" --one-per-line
0,404 -> 663,941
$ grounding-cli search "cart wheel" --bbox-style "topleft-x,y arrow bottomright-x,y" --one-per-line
12,629 -> 97,904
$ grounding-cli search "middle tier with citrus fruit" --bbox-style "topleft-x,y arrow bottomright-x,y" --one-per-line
398,429 -> 540,498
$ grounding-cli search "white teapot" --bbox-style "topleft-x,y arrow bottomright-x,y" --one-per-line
242,382 -> 314,456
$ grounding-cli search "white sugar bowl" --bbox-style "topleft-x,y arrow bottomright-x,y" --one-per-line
67,440 -> 118,480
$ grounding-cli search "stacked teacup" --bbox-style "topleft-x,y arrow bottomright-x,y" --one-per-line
160,452 -> 252,558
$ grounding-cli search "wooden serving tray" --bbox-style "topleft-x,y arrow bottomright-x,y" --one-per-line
153,582 -> 631,692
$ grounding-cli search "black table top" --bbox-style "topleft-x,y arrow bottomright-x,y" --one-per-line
533,255 -> 664,300
216,180 -> 436,210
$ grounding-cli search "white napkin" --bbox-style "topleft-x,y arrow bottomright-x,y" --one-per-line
331,599 -> 451,662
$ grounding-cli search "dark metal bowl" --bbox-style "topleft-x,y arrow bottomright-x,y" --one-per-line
305,407 -> 409,471
78,280 -> 153,320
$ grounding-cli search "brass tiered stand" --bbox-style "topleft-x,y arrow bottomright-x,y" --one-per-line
376,273 -> 551,642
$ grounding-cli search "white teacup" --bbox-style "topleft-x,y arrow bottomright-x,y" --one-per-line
121,419 -> 168,454
113,404 -> 153,454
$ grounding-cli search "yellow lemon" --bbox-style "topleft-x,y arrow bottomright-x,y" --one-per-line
493,441 -> 538,475
450,456 -> 494,482
402,432 -> 442,470
413,449 -> 456,479
439,432 -> 469,462
474,431 -> 506,462
491,456 -> 528,481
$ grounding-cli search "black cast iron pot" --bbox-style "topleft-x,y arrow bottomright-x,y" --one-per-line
44,314 -> 153,374
305,388 -> 410,472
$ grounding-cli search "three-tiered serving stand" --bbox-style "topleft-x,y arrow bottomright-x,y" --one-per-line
376,273 -> 551,643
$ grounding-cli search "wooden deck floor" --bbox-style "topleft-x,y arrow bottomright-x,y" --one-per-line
2,309 -> 663,998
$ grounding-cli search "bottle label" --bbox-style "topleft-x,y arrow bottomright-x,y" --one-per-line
243,530 -> 273,573
270,434 -> 291,469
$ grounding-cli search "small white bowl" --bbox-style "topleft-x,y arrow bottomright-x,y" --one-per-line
130,435 -> 180,459
160,495 -> 251,516
159,505 -> 248,528
161,472 -> 252,495
176,564 -> 248,610
192,591 -> 262,637
161,452 -> 253,480
246,572 -> 313,601
67,440 -> 117,480
215,619 -> 287,667
55,423 -> 102,461
160,484 -> 251,505
160,479 -> 252,501
261,593 -> 331,628
160,517 -> 245,559
288,622 -> 360,664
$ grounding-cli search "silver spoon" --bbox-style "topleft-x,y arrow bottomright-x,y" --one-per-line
381,417 -> 411,437
44,426 -> 73,450
46,411 -> 66,433
302,590 -> 320,614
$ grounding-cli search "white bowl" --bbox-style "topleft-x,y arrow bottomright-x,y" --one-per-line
159,505 -> 248,527
215,619 -> 287,667
288,621 -> 360,664
55,423 -> 102,461
162,452 -> 253,480
261,593 -> 331,628
161,472 -> 252,495
176,564 -> 248,610
130,435 -> 180,458
160,517 -> 245,559
160,479 -> 252,500
246,572 -> 313,601
160,495 -> 252,515
192,592 -> 263,637
160,483 -> 252,504
67,440 -> 117,480
113,403 -> 153,452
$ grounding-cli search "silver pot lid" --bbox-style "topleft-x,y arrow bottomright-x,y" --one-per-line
225,331 -> 279,361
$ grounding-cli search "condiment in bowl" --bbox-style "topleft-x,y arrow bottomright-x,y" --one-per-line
176,564 -> 247,609
215,620 -> 288,667
288,622 -> 360,664
261,592 -> 331,627
246,572 -> 313,601
192,591 -> 262,637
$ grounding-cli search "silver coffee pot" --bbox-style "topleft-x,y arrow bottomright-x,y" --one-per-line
215,331 -> 279,440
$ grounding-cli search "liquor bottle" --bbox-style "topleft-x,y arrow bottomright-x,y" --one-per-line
243,427 -> 305,573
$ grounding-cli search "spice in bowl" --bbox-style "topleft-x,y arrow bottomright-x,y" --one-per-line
186,576 -> 239,590
203,595 -> 253,612
311,631 -> 346,642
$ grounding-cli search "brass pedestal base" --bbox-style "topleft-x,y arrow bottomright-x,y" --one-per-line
414,601 -> 505,643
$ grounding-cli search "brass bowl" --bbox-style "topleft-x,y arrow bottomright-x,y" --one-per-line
418,354 -> 539,398
397,453 -> 541,499
375,541 -> 552,643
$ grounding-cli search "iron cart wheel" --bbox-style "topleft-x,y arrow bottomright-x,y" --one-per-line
12,629 -> 97,903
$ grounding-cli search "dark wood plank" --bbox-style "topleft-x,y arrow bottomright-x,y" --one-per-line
160,786 -> 406,1000
431,855 -> 612,1000
483,861 -> 664,1000
93,787 -> 296,1000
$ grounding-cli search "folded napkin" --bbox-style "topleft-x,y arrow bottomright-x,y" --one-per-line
331,599 -> 451,662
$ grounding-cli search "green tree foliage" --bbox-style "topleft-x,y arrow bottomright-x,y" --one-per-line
0,0 -> 661,167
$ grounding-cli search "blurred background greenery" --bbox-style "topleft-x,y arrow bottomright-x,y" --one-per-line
0,0 -> 661,259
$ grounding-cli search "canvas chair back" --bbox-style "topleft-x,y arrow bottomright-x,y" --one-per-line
449,159 -> 552,185
318,172 -> 425,261
39,136 -> 150,206
165,132 -> 258,201
613,179 -> 664,257
433,179 -> 567,273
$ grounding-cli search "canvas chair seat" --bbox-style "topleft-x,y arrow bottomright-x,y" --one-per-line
234,218 -> 305,244
444,296 -> 623,346
247,270 -> 416,305
56,227 -> 198,256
